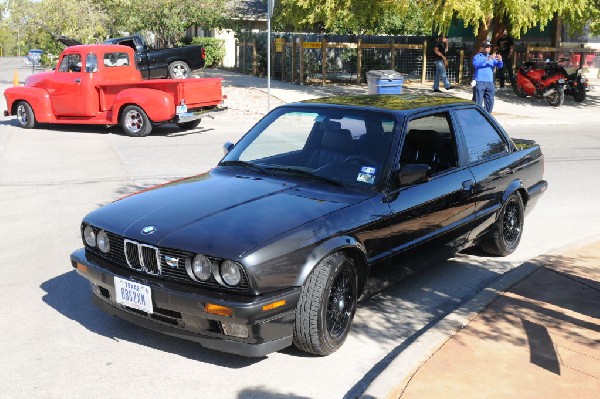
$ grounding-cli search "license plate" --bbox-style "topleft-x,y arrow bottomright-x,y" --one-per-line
176,104 -> 188,114
114,276 -> 153,314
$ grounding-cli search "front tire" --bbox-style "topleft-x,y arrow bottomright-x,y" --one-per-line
293,252 -> 357,355
546,87 -> 564,106
168,61 -> 191,79
16,101 -> 36,129
572,85 -> 586,102
121,105 -> 152,137
480,193 -> 525,256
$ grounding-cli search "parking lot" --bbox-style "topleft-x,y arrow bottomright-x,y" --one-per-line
1,56 -> 599,398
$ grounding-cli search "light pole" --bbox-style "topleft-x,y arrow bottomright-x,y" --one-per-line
267,0 -> 274,112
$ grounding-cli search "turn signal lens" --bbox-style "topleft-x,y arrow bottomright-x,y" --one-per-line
262,300 -> 286,311
205,303 -> 233,317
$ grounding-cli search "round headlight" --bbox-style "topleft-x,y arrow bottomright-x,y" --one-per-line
191,254 -> 212,281
83,225 -> 96,247
220,260 -> 242,286
97,230 -> 110,253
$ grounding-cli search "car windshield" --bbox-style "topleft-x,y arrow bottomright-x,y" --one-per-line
220,106 -> 397,188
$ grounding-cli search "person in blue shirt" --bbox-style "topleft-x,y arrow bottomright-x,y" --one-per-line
473,41 -> 503,112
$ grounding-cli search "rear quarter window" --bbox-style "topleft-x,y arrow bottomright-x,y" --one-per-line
455,109 -> 509,163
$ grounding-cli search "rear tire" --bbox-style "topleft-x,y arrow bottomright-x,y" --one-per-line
293,252 -> 357,355
176,119 -> 201,130
168,61 -> 191,79
16,101 -> 36,129
546,87 -> 564,106
480,193 -> 525,256
121,105 -> 152,137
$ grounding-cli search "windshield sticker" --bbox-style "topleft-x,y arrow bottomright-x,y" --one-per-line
357,166 -> 376,184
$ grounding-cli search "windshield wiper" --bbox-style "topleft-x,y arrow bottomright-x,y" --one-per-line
266,166 -> 344,187
219,160 -> 272,175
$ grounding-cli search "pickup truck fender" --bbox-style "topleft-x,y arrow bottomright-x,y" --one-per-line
4,86 -> 55,123
111,88 -> 175,124
295,235 -> 369,295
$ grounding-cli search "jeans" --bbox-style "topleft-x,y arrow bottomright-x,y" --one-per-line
433,60 -> 451,90
474,81 -> 495,113
497,59 -> 514,87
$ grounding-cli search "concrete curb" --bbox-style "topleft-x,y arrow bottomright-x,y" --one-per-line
360,234 -> 600,399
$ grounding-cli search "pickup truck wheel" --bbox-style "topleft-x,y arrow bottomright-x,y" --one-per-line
121,105 -> 152,137
293,252 -> 357,355
176,119 -> 201,130
168,61 -> 191,79
480,193 -> 524,256
16,101 -> 36,129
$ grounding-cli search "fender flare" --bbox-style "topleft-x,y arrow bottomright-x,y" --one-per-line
294,235 -> 369,295
4,87 -> 55,123
112,88 -> 175,124
502,178 -> 527,204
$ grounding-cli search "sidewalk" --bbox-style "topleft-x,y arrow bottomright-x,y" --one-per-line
200,68 -> 600,127
365,238 -> 600,399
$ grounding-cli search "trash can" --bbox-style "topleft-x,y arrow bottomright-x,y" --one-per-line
366,70 -> 404,94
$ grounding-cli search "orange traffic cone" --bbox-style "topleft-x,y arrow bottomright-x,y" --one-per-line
13,70 -> 19,86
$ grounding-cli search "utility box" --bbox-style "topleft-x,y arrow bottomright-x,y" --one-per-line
366,70 -> 404,94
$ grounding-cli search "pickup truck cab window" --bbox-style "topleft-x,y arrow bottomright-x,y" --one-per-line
85,53 -> 98,72
455,108 -> 509,163
401,112 -> 459,175
103,52 -> 130,67
58,54 -> 82,72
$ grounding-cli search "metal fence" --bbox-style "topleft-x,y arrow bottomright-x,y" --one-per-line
235,34 -> 600,86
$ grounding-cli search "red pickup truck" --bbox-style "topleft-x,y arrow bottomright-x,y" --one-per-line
4,44 -> 223,137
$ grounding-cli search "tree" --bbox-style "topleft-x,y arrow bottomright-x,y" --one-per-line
275,0 -> 415,34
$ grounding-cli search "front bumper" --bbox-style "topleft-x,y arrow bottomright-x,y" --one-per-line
70,248 -> 300,357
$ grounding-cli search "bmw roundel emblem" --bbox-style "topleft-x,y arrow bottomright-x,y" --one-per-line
141,226 -> 157,235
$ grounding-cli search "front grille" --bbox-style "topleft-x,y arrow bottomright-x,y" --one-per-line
83,227 -> 250,292
124,240 -> 160,275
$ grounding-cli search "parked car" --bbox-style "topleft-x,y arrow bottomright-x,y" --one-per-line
4,44 -> 222,136
70,95 -> 547,357
103,35 -> 206,79
23,49 -> 43,66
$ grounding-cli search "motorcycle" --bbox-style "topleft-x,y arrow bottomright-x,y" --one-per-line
515,61 -> 566,106
550,57 -> 589,102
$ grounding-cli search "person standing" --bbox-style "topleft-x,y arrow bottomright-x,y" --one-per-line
495,29 -> 515,89
473,41 -> 503,113
432,34 -> 454,92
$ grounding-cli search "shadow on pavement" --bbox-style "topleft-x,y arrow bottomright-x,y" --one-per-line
40,270 -> 264,368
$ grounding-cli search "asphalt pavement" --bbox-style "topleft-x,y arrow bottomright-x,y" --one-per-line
1,60 -> 599,398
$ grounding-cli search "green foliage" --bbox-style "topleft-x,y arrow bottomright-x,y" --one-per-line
190,37 -> 226,67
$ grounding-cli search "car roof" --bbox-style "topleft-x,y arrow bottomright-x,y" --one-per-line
60,44 -> 135,55
299,94 -> 471,113
29,49 -> 43,53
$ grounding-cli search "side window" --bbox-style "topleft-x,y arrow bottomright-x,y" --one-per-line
455,109 -> 509,163
58,54 -> 82,72
103,52 -> 130,67
401,112 -> 458,174
85,53 -> 98,72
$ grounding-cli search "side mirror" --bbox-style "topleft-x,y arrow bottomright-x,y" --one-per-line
223,141 -> 235,155
397,164 -> 431,187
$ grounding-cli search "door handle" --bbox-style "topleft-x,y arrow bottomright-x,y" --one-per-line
74,79 -> 81,83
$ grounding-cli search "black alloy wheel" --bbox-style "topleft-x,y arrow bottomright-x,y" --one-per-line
480,192 -> 525,256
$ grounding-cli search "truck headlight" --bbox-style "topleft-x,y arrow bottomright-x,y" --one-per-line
83,225 -> 96,247
220,260 -> 242,286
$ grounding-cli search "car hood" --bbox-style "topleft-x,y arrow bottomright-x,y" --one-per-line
85,169 -> 365,259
